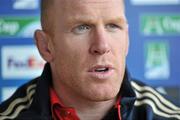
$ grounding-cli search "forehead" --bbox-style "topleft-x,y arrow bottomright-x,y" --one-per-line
54,0 -> 124,14
55,0 -> 123,5
60,0 -> 124,7
53,0 -> 125,21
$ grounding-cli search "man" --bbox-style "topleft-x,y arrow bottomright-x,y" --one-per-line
0,0 -> 180,120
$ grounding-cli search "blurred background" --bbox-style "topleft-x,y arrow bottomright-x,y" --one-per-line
0,0 -> 180,104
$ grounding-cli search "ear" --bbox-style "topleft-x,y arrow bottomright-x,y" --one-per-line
34,30 -> 54,62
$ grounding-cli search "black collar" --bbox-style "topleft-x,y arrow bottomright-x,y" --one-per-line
120,70 -> 136,119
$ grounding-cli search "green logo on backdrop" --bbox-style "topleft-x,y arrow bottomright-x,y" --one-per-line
145,41 -> 170,79
141,15 -> 180,35
0,17 -> 40,37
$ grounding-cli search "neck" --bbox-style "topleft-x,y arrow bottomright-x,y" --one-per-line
53,82 -> 117,120
76,100 -> 116,120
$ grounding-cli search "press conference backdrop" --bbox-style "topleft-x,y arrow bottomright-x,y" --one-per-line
0,0 -> 180,103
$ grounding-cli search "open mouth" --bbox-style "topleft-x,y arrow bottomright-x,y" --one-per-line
94,67 -> 109,72
88,65 -> 114,79
88,65 -> 113,73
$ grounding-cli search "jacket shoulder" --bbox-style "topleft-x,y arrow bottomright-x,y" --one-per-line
0,78 -> 38,120
131,80 -> 180,120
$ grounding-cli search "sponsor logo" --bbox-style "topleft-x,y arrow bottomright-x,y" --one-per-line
141,15 -> 180,36
1,87 -> 17,102
13,0 -> 39,10
144,41 -> 170,79
0,17 -> 40,37
1,45 -> 45,79
131,0 -> 180,5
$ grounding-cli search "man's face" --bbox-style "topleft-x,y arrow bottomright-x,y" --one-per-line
48,0 -> 129,102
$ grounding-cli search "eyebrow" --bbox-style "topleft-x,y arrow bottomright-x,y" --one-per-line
107,17 -> 128,25
67,15 -> 128,26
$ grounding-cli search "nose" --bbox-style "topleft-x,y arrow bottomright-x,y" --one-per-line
89,27 -> 111,55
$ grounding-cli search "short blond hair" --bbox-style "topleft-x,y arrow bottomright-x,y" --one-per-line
40,0 -> 54,32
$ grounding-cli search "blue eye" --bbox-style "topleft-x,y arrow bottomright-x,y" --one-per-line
106,24 -> 122,32
72,24 -> 91,34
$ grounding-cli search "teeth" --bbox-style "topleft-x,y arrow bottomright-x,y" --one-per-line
96,68 -> 106,70
95,68 -> 108,72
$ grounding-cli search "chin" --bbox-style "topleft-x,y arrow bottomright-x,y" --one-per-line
86,86 -> 120,102
89,94 -> 118,102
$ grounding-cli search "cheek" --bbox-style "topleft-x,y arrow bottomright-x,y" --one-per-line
55,45 -> 86,72
53,35 -> 89,68
113,42 -> 128,59
111,32 -> 128,54
112,40 -> 127,72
